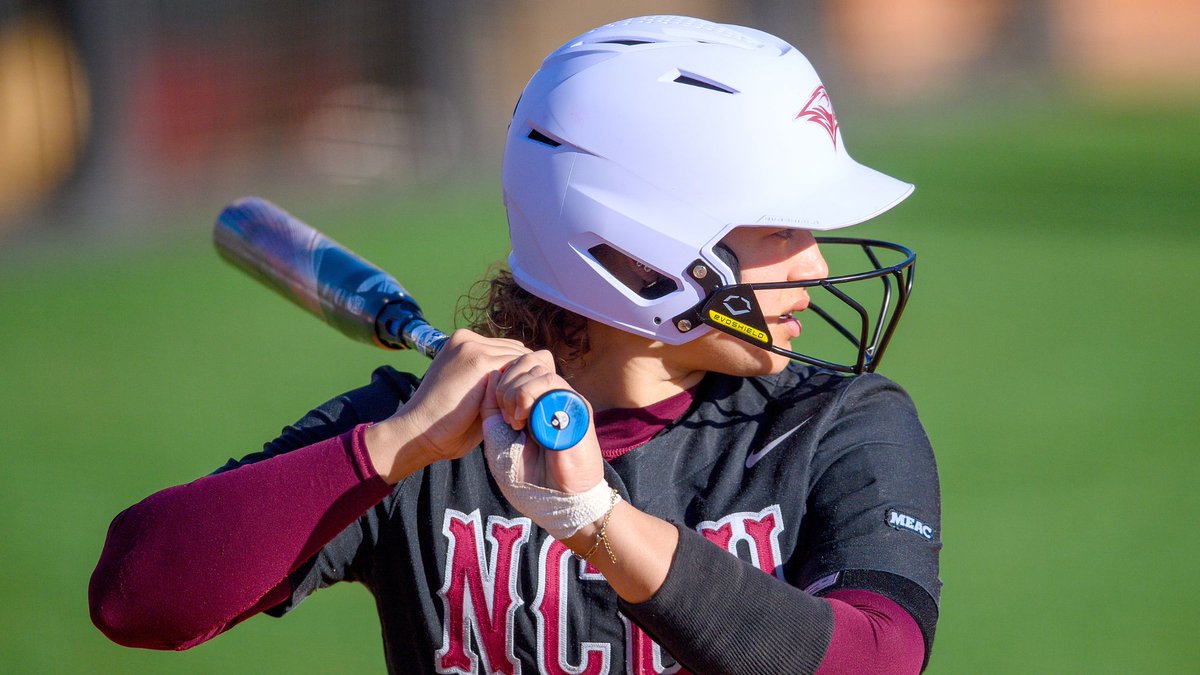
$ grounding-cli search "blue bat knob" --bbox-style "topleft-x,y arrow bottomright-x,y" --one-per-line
530,389 -> 590,451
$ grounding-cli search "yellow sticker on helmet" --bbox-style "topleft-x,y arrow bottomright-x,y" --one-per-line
707,309 -> 770,343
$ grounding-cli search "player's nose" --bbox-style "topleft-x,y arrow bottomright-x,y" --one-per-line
789,238 -> 829,282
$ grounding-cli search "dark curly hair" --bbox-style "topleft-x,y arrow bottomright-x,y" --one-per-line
460,266 -> 590,370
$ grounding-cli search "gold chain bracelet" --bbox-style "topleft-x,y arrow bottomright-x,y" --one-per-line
575,488 -> 619,565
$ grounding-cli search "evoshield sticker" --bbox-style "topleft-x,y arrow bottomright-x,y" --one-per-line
707,309 -> 770,343
702,285 -> 771,344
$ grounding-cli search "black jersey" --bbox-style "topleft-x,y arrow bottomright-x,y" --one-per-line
220,362 -> 941,674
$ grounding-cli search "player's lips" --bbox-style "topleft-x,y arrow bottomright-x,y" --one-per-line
778,314 -> 802,339
773,301 -> 809,340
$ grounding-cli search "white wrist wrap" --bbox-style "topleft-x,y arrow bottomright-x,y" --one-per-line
482,415 -> 618,540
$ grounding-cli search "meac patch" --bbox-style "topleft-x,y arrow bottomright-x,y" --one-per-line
885,509 -> 935,540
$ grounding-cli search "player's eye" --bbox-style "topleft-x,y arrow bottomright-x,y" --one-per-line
770,228 -> 796,241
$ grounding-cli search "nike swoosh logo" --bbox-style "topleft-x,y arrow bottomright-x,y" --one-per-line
745,416 -> 815,469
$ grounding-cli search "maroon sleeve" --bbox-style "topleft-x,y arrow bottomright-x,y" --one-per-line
816,589 -> 925,674
89,424 -> 393,650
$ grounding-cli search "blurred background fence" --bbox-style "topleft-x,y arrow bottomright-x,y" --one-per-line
3,0 -> 1197,243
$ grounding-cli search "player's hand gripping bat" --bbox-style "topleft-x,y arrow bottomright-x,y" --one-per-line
212,197 -> 589,451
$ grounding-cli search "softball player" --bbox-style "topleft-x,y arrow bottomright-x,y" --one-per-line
92,16 -> 940,674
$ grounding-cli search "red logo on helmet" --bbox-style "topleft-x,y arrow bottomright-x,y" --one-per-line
796,85 -> 838,149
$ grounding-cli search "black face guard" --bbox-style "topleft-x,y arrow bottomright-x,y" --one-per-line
671,237 -> 916,374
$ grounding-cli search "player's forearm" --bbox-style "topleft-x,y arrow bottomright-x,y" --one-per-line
89,425 -> 392,650
561,502 -> 679,603
364,413 -> 440,483
619,523 -> 834,674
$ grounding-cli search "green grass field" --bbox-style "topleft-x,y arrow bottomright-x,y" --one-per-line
2,96 -> 1197,673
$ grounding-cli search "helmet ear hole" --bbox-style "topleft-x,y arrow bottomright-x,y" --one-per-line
713,243 -> 741,284
588,244 -> 678,300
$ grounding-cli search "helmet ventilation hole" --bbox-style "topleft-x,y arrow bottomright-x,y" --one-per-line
526,129 -> 561,148
597,39 -> 652,46
671,71 -> 736,94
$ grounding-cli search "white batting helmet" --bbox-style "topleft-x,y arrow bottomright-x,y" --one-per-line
502,15 -> 915,372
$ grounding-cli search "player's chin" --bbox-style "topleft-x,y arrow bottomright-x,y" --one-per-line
694,331 -> 790,377
741,335 -> 794,377
762,343 -> 793,375
757,326 -> 797,374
